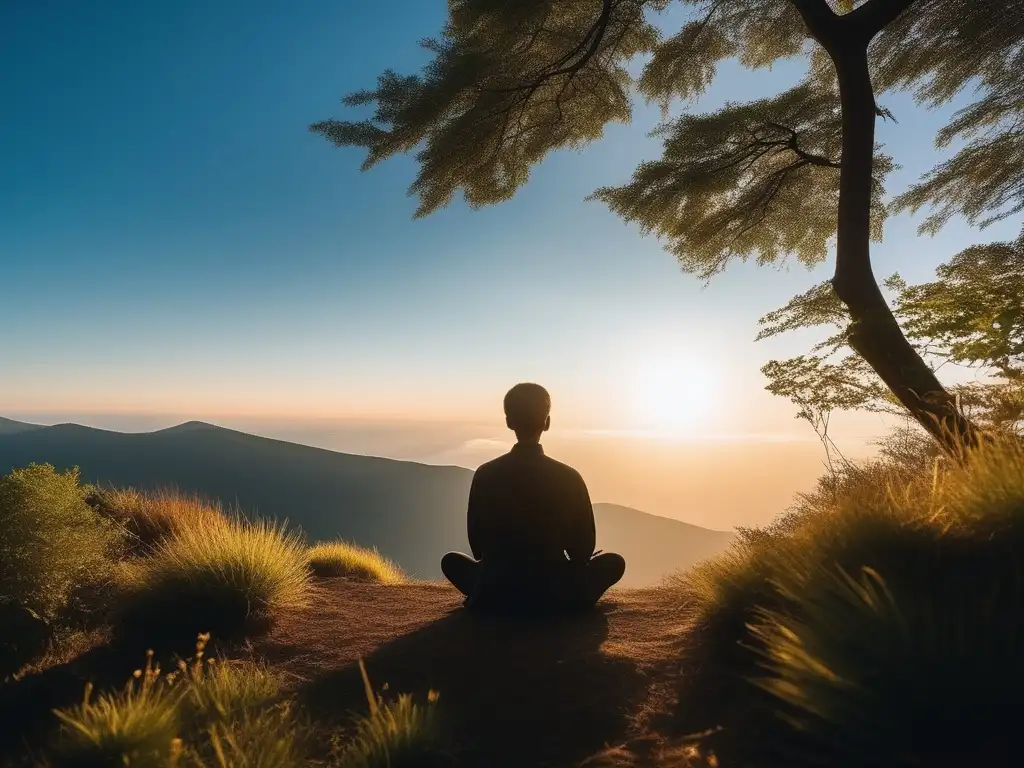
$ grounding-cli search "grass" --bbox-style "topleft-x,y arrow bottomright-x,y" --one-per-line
114,517 -> 312,649
50,636 -> 305,768
669,435 -> 1024,766
89,486 -> 225,555
50,640 -> 447,768
52,649 -> 184,767
306,541 -> 406,583
332,661 -> 448,768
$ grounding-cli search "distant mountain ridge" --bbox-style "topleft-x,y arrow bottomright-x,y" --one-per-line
0,419 -> 734,585
0,417 -> 44,435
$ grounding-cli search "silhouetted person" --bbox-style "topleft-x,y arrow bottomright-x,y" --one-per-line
441,383 -> 626,614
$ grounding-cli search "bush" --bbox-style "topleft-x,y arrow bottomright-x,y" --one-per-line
51,637 -> 304,768
306,541 -> 406,583
1,464 -> 122,676
1,464 -> 123,620
332,661 -> 449,768
87,486 -> 225,556
671,436 -> 1024,766
114,517 -> 311,649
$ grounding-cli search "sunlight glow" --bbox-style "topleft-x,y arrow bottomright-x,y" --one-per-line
630,358 -> 719,436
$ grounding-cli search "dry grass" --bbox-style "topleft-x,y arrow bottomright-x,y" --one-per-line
96,487 -> 225,554
114,517 -> 312,649
331,660 -> 447,768
50,636 -> 303,768
306,541 -> 406,583
669,435 -> 1024,766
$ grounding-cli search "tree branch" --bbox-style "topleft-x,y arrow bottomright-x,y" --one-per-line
846,0 -> 922,41
484,0 -> 614,96
766,122 -> 841,168
788,0 -> 842,51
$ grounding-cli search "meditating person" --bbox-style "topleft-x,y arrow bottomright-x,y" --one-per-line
441,382 -> 626,613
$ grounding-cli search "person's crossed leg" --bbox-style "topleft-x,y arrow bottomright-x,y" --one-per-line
442,551 -> 626,613
440,383 -> 626,615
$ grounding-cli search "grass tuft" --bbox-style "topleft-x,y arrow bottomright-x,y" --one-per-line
90,486 -> 225,555
670,436 -> 1024,765
332,660 -> 448,768
53,650 -> 183,768
306,541 -> 406,583
51,637 -> 304,768
114,517 -> 311,649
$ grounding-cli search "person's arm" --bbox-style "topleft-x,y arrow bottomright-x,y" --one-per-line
565,473 -> 597,564
467,470 -> 484,561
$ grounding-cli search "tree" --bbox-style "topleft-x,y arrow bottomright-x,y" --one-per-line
311,0 -> 1024,455
759,229 -> 1024,434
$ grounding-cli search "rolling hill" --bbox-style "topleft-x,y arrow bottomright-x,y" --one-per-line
0,419 -> 733,584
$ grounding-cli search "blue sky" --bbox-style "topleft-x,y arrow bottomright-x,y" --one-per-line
2,0 -> 1020,441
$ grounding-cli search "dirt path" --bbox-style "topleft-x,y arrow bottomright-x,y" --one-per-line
252,580 -> 691,768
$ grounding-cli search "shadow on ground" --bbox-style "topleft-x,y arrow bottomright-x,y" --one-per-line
0,643 -> 135,762
294,603 -> 649,768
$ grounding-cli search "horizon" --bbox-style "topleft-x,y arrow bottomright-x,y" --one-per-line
1,409 -> 881,530
2,1 -> 1019,530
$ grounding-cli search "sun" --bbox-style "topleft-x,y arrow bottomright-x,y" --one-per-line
630,358 -> 718,434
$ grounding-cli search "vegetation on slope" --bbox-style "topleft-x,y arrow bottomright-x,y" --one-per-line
50,638 -> 444,768
307,541 -> 406,583
671,435 -> 1024,766
86,486 -> 223,555
1,464 -> 124,677
115,517 -> 311,649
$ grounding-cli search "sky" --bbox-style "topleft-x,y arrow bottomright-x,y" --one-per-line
1,1 -> 1020,529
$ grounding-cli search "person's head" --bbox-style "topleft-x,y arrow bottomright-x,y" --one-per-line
503,383 -> 551,442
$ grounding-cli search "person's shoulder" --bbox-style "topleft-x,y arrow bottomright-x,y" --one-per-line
474,452 -> 511,475
541,454 -> 585,483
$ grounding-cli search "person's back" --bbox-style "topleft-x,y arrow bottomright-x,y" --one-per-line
469,443 -> 594,570
441,383 -> 626,613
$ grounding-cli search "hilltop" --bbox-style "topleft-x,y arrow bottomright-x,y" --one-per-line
0,580 -> 689,768
0,419 -> 733,585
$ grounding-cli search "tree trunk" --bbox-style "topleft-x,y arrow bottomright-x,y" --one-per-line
830,45 -> 982,457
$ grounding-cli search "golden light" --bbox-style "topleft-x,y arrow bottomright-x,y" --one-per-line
630,357 -> 718,435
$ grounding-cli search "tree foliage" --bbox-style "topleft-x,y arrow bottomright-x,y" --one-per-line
315,0 -> 1020,253
313,0 -> 1024,449
759,229 -> 1024,433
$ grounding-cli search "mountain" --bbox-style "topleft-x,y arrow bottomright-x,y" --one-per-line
0,417 -> 44,435
0,420 -> 733,584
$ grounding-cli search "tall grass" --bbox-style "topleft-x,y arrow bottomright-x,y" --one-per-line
671,435 -> 1024,765
114,518 -> 311,648
51,637 -> 303,768
90,487 -> 225,555
53,649 -> 184,767
306,541 -> 406,584
332,661 -> 448,768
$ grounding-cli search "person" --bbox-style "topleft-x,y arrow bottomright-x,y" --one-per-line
441,383 -> 626,614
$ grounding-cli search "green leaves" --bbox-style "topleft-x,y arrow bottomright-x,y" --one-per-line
592,83 -> 893,279
892,232 -> 1024,379
875,0 -> 1024,232
759,230 -> 1024,430
311,0 -> 663,218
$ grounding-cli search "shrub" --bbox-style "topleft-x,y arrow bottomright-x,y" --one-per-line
332,661 -> 448,768
0,464 -> 123,620
671,436 -> 1024,766
306,541 -> 406,583
88,486 -> 225,555
114,518 -> 311,649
